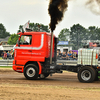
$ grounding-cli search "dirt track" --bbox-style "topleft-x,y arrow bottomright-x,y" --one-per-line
0,68 -> 100,100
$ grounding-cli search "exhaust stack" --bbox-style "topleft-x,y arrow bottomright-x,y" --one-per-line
50,31 -> 53,64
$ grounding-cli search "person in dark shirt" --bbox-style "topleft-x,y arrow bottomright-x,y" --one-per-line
7,51 -> 10,58
61,52 -> 66,60
59,51 -> 62,58
73,52 -> 78,60
1,51 -> 4,59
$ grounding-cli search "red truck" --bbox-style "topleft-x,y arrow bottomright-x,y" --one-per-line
13,32 -> 58,79
13,31 -> 100,83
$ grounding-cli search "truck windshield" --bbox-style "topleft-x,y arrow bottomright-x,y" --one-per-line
19,35 -> 32,45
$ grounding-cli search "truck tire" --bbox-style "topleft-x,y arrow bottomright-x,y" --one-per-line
78,67 -> 96,83
24,64 -> 38,80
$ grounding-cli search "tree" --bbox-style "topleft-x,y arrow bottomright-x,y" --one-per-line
8,34 -> 19,45
17,25 -> 23,33
58,28 -> 70,41
87,26 -> 100,40
58,24 -> 100,50
70,24 -> 88,50
17,23 -> 50,33
0,23 -> 10,38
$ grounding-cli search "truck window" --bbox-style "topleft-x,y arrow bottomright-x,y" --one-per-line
19,35 -> 32,45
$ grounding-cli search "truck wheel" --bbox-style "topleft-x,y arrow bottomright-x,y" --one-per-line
24,64 -> 38,80
78,67 -> 96,83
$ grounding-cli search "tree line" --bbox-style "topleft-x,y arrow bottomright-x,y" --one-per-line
17,23 -> 50,33
0,23 -> 50,45
0,23 -> 100,50
0,23 -> 10,38
58,24 -> 100,50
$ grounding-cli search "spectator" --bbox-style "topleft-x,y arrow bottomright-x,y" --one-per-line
73,52 -> 78,60
12,50 -> 14,58
61,52 -> 66,60
10,49 -> 14,59
57,50 -> 59,53
57,50 -> 59,55
59,51 -> 62,58
11,49 -> 13,55
66,52 -> 69,60
71,51 -> 73,57
1,51 -> 4,59
68,51 -> 73,60
57,51 -> 60,59
7,51 -> 10,58
9,51 -> 13,59
3,51 -> 7,59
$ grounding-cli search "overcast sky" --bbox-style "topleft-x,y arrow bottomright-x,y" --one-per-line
0,0 -> 100,37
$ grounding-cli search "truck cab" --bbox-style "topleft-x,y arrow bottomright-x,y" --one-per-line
13,32 -> 57,79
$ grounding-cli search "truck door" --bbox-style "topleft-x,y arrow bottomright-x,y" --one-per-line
31,34 -> 45,61
16,35 -> 32,62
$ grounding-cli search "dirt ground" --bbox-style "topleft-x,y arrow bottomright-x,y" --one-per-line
0,68 -> 100,100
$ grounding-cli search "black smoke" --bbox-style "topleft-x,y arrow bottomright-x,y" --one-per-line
86,0 -> 100,15
48,0 -> 68,32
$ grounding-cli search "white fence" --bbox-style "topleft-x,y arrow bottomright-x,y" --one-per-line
0,60 -> 13,66
0,60 -> 100,67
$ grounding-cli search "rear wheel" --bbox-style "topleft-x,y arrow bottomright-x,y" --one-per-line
24,64 -> 38,80
78,67 -> 96,83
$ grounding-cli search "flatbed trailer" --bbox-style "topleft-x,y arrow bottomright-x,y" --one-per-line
56,60 -> 78,72
56,60 -> 100,83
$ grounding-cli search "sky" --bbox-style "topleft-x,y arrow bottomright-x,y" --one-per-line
0,0 -> 100,37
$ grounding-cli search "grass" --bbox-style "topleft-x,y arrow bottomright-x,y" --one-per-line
0,57 -> 2,59
98,71 -> 100,73
0,66 -> 12,68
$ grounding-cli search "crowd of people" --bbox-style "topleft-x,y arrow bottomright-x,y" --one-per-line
57,50 -> 78,60
1,49 -> 14,60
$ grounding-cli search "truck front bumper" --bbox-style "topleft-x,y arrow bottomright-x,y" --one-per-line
13,60 -> 24,73
13,64 -> 24,73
